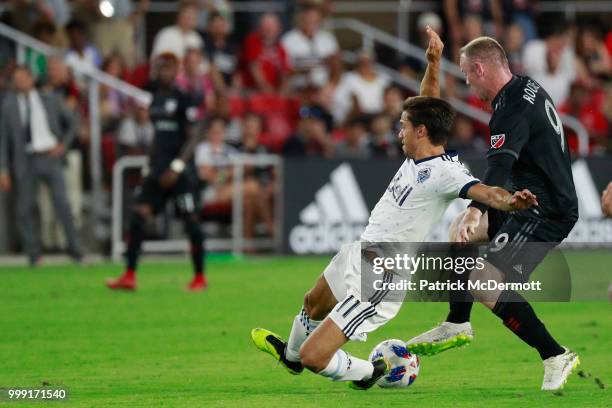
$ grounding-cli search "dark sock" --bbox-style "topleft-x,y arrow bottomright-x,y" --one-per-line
184,217 -> 205,276
446,301 -> 473,324
492,290 -> 565,360
126,212 -> 146,271
446,244 -> 475,324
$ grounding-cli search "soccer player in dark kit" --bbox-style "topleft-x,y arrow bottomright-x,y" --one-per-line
106,53 -> 207,292
405,36 -> 580,390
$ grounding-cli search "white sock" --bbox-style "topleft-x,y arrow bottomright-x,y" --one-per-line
285,307 -> 321,362
318,349 -> 374,381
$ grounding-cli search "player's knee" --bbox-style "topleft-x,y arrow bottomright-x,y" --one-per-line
299,344 -> 327,373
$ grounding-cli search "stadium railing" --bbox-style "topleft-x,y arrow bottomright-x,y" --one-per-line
332,18 -> 591,157
111,154 -> 283,260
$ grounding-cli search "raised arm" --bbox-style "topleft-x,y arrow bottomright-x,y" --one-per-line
420,26 -> 443,98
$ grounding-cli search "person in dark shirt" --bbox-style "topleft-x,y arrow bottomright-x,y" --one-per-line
406,36 -> 580,391
202,11 -> 238,90
282,107 -> 334,158
106,53 -> 207,292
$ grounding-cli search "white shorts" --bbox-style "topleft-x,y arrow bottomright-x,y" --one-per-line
324,242 -> 403,342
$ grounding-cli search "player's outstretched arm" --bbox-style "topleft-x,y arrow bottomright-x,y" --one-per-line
420,26 -> 443,98
467,184 -> 538,212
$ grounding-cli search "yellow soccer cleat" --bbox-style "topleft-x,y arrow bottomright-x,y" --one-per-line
250,328 -> 304,375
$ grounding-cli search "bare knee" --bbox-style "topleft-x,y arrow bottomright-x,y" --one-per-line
299,343 -> 328,373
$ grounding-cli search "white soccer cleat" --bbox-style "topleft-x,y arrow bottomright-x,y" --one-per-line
405,321 -> 474,356
541,347 -> 580,391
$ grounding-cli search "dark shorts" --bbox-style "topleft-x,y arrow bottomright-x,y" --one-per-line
484,209 -> 575,282
136,171 -> 200,216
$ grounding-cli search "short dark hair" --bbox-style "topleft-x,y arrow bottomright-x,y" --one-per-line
402,96 -> 455,146
65,19 -> 86,33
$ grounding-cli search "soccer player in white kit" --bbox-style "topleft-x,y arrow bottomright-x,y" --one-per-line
251,27 -> 538,389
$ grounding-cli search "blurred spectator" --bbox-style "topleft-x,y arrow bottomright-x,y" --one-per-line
283,107 -> 333,157
151,0 -> 204,61
240,114 -> 275,240
443,0 -> 504,61
38,57 -> 84,252
41,56 -> 80,110
202,11 -> 238,90
197,0 -> 234,32
176,48 -> 216,120
196,116 -> 273,241
501,0 -> 538,42
0,66 -> 82,265
559,83 -> 609,153
575,26 -> 611,86
241,113 -> 269,151
118,103 -> 154,156
7,0 -> 53,34
464,14 -> 485,42
522,22 -> 575,105
99,54 -> 127,133
64,19 -> 102,87
383,85 -> 404,122
241,13 -> 291,93
333,51 -> 390,125
25,19 -> 56,80
401,12 -> 444,79
334,118 -> 372,159
602,182 -> 612,217
369,114 -> 400,158
447,114 -> 487,152
90,0 -> 150,68
504,24 -> 525,74
281,4 -> 340,88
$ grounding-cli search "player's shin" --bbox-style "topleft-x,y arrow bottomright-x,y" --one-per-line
318,349 -> 374,381
492,290 -> 565,360
184,217 -> 205,276
285,307 -> 321,362
126,212 -> 146,272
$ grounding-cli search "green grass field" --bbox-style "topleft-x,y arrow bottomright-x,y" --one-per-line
1,251 -> 610,407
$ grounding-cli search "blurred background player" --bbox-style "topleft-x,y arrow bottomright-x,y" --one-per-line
106,53 -> 206,292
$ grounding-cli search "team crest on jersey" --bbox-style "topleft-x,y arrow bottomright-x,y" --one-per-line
490,133 -> 506,149
416,168 -> 431,184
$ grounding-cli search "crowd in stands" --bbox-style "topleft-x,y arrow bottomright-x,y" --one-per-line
0,0 -> 610,249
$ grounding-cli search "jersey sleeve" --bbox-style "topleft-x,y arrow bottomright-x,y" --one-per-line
487,114 -> 530,160
440,163 -> 480,199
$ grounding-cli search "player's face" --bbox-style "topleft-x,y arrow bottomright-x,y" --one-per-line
460,54 -> 488,101
398,111 -> 417,157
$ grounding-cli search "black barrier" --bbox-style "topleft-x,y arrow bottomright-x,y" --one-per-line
282,155 -> 612,254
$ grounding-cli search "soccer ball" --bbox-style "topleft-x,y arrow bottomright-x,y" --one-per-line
368,339 -> 420,388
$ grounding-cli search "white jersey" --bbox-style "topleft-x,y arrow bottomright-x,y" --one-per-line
360,152 -> 479,242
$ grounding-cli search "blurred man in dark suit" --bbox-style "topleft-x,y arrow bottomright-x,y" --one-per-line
0,66 -> 82,266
